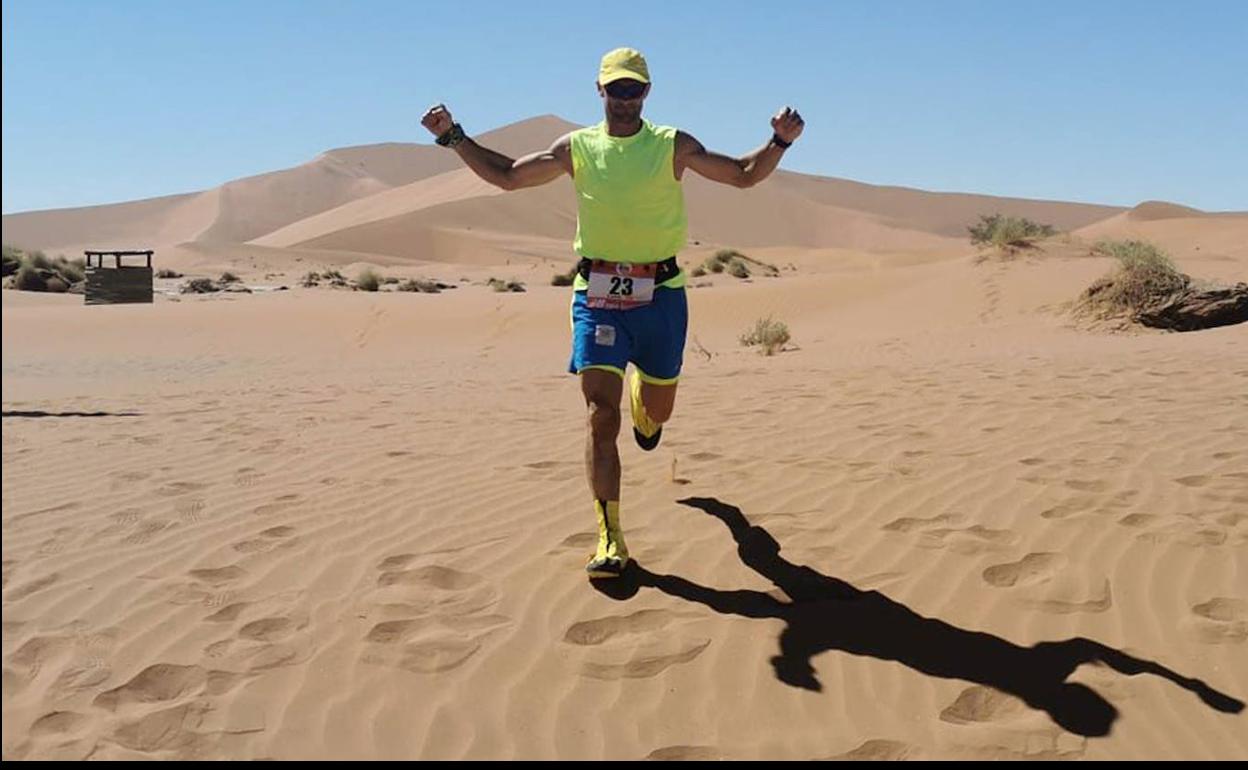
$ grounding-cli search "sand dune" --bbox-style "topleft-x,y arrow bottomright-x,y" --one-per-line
1075,204 -> 1248,271
0,115 -> 582,260
4,114 -> 1130,274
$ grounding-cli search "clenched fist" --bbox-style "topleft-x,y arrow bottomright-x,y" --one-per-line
771,106 -> 805,145
421,104 -> 455,138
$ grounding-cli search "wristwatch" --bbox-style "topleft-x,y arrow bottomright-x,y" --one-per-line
436,123 -> 467,148
771,133 -> 792,149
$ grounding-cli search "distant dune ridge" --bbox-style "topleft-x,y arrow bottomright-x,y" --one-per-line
5,114 -> 1143,269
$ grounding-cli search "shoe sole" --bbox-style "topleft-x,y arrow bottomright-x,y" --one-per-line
586,557 -> 629,579
633,425 -> 662,451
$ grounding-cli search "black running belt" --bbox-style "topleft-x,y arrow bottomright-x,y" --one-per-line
577,256 -> 680,285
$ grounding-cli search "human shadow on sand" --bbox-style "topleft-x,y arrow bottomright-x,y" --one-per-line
591,496 -> 1244,737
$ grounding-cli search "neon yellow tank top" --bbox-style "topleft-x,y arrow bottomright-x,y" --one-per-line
570,118 -> 687,290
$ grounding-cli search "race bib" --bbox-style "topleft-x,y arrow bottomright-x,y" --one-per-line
585,260 -> 656,310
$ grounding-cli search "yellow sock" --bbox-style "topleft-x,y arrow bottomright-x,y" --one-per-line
593,499 -> 628,562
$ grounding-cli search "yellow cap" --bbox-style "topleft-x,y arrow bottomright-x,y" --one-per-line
598,47 -> 650,85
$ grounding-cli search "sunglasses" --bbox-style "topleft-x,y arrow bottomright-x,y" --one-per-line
604,80 -> 646,100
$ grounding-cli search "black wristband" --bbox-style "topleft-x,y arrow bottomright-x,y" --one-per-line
436,123 -> 466,148
771,133 -> 792,149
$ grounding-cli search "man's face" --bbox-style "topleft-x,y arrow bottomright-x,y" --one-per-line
598,78 -> 649,121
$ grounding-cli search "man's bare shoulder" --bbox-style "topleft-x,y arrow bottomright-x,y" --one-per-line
548,131 -> 575,175
674,130 -> 705,158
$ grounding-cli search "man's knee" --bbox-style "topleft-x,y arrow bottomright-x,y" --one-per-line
587,399 -> 621,442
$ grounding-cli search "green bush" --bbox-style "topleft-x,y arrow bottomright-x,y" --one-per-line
488,278 -> 525,293
56,258 -> 84,283
968,214 -> 1056,250
356,268 -> 381,292
180,278 -> 220,294
14,264 -> 47,291
1082,240 -> 1188,312
739,316 -> 791,356
397,278 -> 441,293
700,248 -> 778,279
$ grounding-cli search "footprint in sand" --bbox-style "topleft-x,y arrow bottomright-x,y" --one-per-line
110,471 -> 151,490
361,615 -> 510,675
688,451 -> 723,461
580,638 -> 711,680
1136,525 -> 1228,547
4,573 -> 59,602
1174,475 -> 1211,488
155,481 -> 209,497
30,710 -> 90,737
563,609 -> 709,680
826,739 -> 920,761
377,565 -> 483,591
920,526 -> 1017,554
121,519 -> 173,546
109,701 -> 213,753
35,527 -> 78,556
1189,598 -> 1248,644
1040,499 -> 1093,520
646,746 -> 726,760
107,508 -> 143,526
982,553 -> 1064,588
177,498 -> 206,524
7,635 -> 72,683
205,603 -> 250,623
1064,479 -> 1108,493
233,525 -> 297,554
188,566 -> 246,586
882,513 -> 959,533
362,560 -> 507,675
93,663 -> 208,711
238,615 -> 305,642
524,460 -> 574,470
1023,579 -> 1113,614
233,467 -> 262,487
939,685 -> 1028,725
563,609 -> 685,646
555,532 -> 599,553
1117,513 -> 1158,528
1216,512 -> 1247,528
362,635 -> 483,674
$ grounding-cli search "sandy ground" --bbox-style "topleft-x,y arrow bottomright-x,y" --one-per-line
3,231 -> 1246,759
2,114 -> 1245,758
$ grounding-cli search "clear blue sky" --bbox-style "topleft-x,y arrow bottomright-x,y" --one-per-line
3,0 -> 1246,214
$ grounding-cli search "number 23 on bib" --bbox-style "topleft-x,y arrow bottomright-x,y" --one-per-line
585,260 -> 657,310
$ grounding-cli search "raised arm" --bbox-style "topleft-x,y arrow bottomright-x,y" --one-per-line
420,104 -> 572,191
676,106 -> 805,189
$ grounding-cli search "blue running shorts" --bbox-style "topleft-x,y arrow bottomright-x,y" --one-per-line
568,287 -> 688,384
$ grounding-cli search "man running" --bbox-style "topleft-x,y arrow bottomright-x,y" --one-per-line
421,47 -> 804,578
